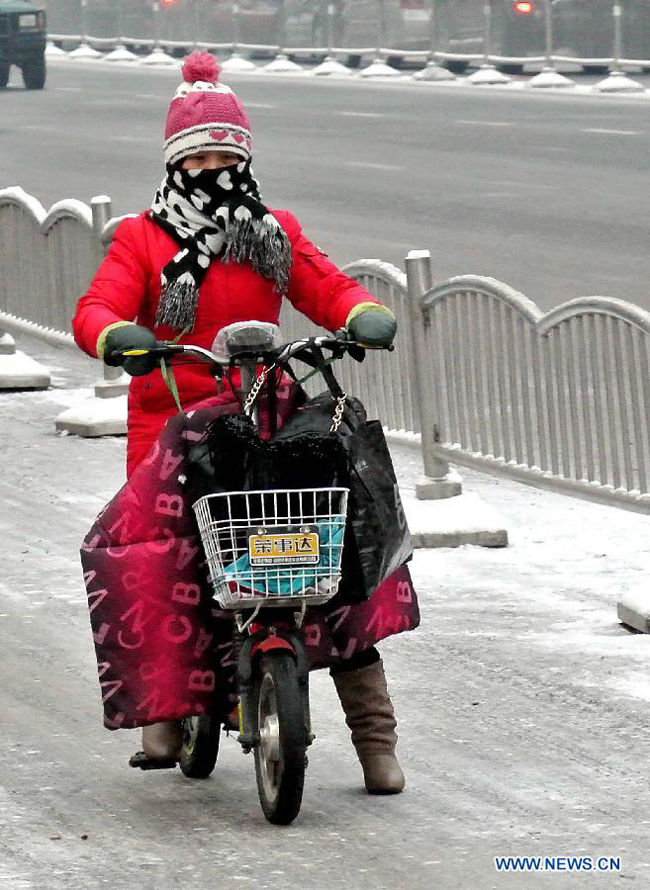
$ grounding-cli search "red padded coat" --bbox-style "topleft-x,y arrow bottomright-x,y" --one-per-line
73,209 -> 379,477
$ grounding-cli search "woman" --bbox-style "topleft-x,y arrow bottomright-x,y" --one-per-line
73,52 -> 417,795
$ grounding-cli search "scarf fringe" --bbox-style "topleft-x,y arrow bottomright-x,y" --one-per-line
151,161 -> 293,331
222,216 -> 292,295
155,278 -> 200,331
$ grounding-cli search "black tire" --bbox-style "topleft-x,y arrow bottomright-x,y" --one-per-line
0,65 -> 9,88
22,55 -> 46,90
254,651 -> 307,826
582,64 -> 609,76
179,715 -> 220,779
444,59 -> 468,75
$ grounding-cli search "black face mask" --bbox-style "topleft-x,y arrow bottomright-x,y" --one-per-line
167,157 -> 261,206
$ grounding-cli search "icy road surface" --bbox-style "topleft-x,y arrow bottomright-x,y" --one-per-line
1,332 -> 650,889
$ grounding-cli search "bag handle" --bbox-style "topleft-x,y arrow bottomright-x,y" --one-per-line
290,342 -> 349,433
291,341 -> 346,400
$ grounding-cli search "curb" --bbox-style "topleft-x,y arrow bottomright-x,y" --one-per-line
44,55 -> 650,102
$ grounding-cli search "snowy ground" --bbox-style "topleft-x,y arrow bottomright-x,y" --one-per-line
2,330 -> 650,888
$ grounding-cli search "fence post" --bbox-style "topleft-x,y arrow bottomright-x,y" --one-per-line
264,0 -> 302,72
528,0 -> 575,87
193,0 -> 200,48
360,0 -> 401,77
405,249 -> 462,500
0,328 -> 50,390
54,194 -> 128,436
91,196 -> 130,400
103,0 -> 138,62
313,1 -> 352,76
467,0 -> 511,85
142,0 -> 177,65
413,0 -> 455,81
68,0 -> 102,59
221,1 -> 257,72
594,0 -> 644,92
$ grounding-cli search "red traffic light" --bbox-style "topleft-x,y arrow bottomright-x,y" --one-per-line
514,1 -> 534,12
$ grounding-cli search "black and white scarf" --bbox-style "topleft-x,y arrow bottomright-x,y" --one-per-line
150,159 -> 292,331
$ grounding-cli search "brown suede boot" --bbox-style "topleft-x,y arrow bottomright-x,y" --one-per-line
142,720 -> 184,761
331,659 -> 405,794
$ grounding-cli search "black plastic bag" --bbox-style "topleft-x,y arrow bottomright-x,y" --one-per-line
186,345 -> 413,603
339,419 -> 413,601
186,411 -> 350,529
273,383 -> 413,602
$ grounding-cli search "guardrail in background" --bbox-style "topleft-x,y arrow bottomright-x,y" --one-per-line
45,0 -> 650,92
0,188 -> 130,433
405,259 -> 650,514
1,187 -> 649,514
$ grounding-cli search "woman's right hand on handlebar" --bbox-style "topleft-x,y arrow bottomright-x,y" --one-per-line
103,323 -> 161,377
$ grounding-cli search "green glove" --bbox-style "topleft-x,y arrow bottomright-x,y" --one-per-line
347,306 -> 397,348
102,323 -> 160,376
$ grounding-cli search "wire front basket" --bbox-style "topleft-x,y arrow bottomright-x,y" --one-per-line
193,488 -> 349,609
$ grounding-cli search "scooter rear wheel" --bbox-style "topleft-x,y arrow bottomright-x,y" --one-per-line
179,716 -> 220,779
254,651 -> 307,825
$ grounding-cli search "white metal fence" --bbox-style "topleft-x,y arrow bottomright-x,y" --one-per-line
0,188 -> 102,345
45,0 -> 650,87
2,186 -> 650,514
405,260 -> 650,514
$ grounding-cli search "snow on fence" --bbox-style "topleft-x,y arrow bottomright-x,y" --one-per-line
0,187 -> 100,346
1,187 -> 650,513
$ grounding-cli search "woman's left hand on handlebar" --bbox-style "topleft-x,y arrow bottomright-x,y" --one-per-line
103,323 -> 161,376
346,306 -> 397,348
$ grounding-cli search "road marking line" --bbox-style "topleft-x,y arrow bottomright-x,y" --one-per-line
55,86 -> 82,92
114,135 -> 157,143
337,111 -> 384,118
346,161 -> 402,171
245,102 -> 276,109
583,128 -> 641,136
455,119 -> 512,127
136,93 -> 164,100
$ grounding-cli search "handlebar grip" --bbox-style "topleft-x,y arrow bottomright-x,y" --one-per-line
117,345 -> 181,359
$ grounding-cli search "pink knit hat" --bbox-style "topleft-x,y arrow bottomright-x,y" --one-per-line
164,52 -> 252,167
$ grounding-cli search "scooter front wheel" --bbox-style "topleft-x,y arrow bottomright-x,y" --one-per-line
254,651 -> 307,825
179,716 -> 220,779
